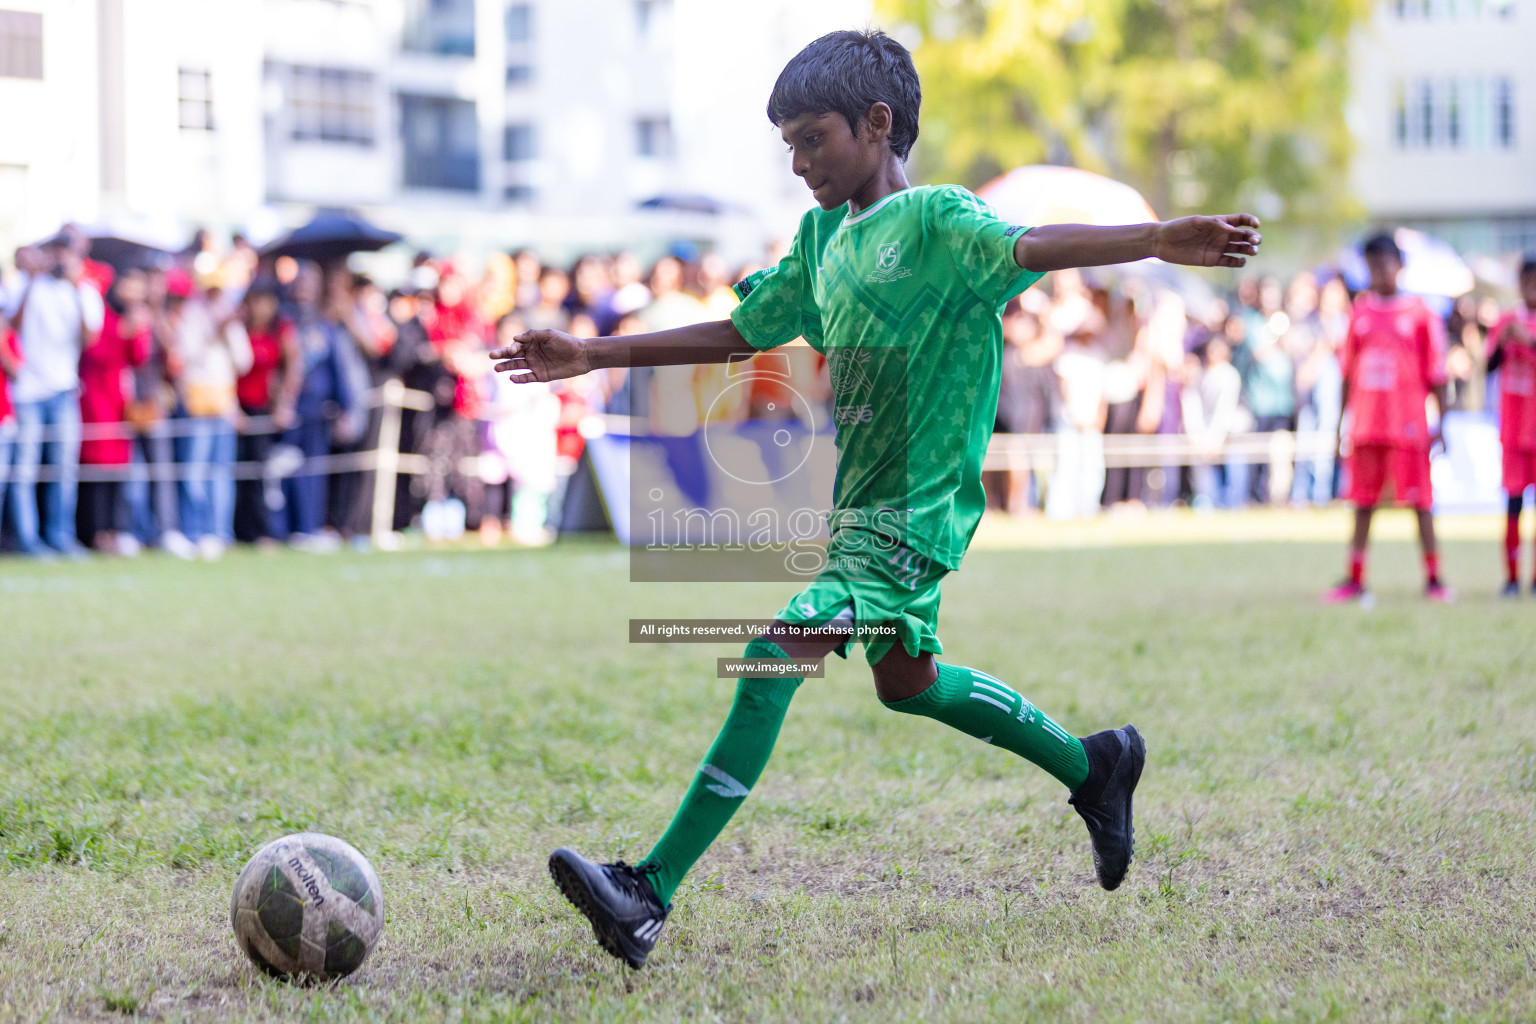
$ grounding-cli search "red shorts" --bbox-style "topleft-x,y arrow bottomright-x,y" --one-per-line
1347,444 -> 1433,509
1504,448 -> 1536,494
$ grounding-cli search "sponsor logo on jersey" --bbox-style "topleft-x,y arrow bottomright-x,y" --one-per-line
866,240 -> 913,284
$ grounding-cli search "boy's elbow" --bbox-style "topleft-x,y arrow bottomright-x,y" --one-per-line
1014,237 -> 1043,273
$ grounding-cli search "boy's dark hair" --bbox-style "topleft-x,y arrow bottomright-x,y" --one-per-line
767,29 -> 920,160
1361,232 -> 1402,262
1520,253 -> 1536,278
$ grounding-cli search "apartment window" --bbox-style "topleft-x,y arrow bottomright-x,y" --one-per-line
503,183 -> 535,204
1445,80 -> 1462,146
1392,82 -> 1410,147
506,63 -> 533,86
506,3 -> 532,42
1392,75 -> 1516,150
1392,0 -> 1517,17
178,68 -> 214,130
504,122 -> 536,161
274,64 -> 375,145
1418,79 -> 1435,146
400,93 -> 480,191
0,9 -> 42,79
636,116 -> 673,158
1495,78 -> 1516,147
403,0 -> 475,56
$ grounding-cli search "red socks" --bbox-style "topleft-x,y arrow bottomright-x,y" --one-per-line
1424,551 -> 1441,587
1348,548 -> 1366,586
1507,513 -> 1522,584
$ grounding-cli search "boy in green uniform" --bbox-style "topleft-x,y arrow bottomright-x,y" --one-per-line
493,29 -> 1261,969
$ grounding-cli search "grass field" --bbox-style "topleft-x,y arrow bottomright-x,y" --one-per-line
2,516 -> 1534,1022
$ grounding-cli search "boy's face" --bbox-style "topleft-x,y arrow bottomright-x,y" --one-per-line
1365,251 -> 1402,295
779,107 -> 891,210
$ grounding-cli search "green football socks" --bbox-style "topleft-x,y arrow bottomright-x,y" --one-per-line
883,663 -> 1089,790
640,638 -> 802,905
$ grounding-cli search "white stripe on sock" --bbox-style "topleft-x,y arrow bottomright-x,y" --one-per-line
1042,718 -> 1076,744
970,679 -> 1017,702
968,693 -> 1013,713
970,669 -> 1008,688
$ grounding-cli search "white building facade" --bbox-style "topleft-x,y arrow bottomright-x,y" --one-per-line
0,0 -> 871,265
1349,0 -> 1536,257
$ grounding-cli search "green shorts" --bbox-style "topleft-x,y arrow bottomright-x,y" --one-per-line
773,532 -> 948,666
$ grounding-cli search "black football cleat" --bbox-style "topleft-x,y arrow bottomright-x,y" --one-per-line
1068,724 -> 1146,891
548,848 -> 670,969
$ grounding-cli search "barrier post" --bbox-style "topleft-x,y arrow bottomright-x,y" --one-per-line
371,379 -> 405,545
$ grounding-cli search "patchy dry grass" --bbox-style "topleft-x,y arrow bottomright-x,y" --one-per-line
0,529 -> 1533,1022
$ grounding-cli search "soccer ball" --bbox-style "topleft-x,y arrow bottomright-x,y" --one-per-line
230,832 -> 384,982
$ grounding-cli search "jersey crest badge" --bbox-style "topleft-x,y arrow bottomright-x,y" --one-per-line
867,241 -> 913,284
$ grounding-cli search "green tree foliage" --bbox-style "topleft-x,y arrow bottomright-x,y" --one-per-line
877,0 -> 1371,223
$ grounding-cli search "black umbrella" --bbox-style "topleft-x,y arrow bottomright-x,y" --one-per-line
30,225 -> 178,272
88,234 -> 176,271
636,193 -> 744,216
260,210 -> 402,263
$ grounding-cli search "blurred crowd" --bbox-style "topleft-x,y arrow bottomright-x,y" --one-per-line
0,223 -> 1517,561
0,225 -> 804,559
988,267 -> 1504,520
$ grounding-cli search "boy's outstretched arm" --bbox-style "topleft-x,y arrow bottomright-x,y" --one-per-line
492,319 -> 755,383
1014,214 -> 1262,273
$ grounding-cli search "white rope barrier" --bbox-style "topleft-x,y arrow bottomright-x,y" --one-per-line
6,379 -> 1343,543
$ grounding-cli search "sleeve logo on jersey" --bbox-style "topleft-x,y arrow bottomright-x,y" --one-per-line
866,241 -> 913,284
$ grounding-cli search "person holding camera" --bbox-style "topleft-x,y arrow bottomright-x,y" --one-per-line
4,239 -> 104,557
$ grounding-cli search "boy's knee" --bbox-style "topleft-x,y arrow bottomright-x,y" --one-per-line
736,636 -> 803,710
872,650 -> 937,704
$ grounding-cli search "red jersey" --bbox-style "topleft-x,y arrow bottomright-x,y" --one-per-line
0,329 -> 20,424
1490,307 -> 1536,453
239,320 -> 293,411
1339,292 -> 1446,448
430,300 -> 487,420
78,308 -> 149,465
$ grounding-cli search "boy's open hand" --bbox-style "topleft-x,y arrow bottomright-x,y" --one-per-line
1154,214 -> 1262,269
491,330 -> 593,383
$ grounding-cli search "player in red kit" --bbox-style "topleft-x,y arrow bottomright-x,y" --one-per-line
1486,256 -> 1536,597
1324,233 -> 1452,604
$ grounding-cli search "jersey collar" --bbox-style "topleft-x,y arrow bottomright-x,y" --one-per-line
1362,291 -> 1413,312
842,188 -> 912,226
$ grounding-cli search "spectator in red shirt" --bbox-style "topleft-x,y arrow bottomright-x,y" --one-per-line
423,266 -> 488,531
0,307 -> 20,545
77,267 -> 151,552
1324,234 -> 1452,604
234,283 -> 301,544
1485,255 -> 1536,595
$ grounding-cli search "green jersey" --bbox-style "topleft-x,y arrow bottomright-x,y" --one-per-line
731,185 -> 1043,568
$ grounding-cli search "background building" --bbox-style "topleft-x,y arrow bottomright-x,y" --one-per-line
6,0 -> 1533,268
0,0 -> 871,265
1348,0 -> 1536,258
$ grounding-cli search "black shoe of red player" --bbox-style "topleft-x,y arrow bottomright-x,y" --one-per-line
1068,725 -> 1145,891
